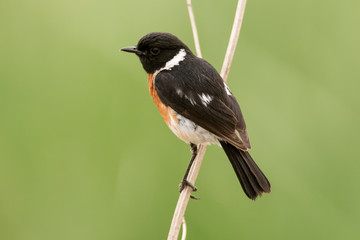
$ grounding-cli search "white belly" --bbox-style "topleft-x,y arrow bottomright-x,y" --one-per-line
167,108 -> 219,145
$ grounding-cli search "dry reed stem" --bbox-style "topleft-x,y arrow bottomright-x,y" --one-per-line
168,1 -> 247,239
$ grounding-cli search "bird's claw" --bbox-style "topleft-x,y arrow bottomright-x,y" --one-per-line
179,179 -> 200,200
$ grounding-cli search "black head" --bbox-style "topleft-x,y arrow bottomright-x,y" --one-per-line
121,32 -> 192,73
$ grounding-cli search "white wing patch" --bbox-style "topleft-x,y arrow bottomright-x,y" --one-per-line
176,88 -> 183,97
185,95 -> 197,105
199,93 -> 213,106
177,87 -> 197,105
224,82 -> 232,95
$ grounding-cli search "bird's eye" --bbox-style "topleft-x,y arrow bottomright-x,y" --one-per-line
150,48 -> 160,55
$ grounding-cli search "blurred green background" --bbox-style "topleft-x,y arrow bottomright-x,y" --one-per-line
1,0 -> 359,239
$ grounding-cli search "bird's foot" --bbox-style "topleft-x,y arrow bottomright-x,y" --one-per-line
179,179 -> 200,200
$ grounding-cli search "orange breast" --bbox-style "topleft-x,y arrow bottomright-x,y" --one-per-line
148,73 -> 174,126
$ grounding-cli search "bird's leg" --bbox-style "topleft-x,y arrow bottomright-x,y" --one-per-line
179,143 -> 199,200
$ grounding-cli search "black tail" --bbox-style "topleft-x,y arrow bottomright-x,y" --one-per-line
220,141 -> 271,200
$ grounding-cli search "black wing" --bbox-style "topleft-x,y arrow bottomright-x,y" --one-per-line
154,57 -> 251,150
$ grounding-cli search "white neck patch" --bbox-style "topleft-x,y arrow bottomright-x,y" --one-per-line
160,48 -> 186,71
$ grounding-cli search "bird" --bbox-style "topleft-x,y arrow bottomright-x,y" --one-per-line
121,32 -> 270,200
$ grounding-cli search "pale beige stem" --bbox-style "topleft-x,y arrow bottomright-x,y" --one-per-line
168,145 -> 207,240
220,0 -> 247,82
186,0 -> 202,57
181,218 -> 187,240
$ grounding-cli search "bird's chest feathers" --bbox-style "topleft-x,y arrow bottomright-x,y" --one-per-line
148,73 -> 171,124
147,73 -> 218,144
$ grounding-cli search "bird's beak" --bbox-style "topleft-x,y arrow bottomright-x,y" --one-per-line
121,46 -> 144,55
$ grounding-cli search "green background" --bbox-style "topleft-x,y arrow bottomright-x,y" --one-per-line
1,0 -> 359,239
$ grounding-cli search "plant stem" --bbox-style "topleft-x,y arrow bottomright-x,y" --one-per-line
168,1 -> 248,239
